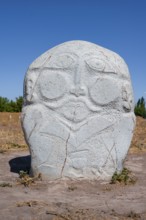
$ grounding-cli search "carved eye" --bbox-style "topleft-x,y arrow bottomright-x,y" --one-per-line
49,54 -> 76,69
85,58 -> 105,71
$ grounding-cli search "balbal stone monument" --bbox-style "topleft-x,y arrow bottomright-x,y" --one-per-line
22,40 -> 135,181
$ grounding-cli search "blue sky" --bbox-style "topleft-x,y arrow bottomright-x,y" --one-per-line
0,0 -> 146,102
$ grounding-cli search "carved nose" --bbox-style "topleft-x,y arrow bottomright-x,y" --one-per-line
70,86 -> 86,97
71,62 -> 86,97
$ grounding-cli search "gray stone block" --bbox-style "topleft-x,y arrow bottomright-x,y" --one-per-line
22,41 -> 135,180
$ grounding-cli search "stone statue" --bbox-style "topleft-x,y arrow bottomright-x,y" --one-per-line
22,41 -> 135,180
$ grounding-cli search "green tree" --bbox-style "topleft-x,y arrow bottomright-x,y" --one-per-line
0,96 -> 23,112
15,96 -> 23,112
0,97 -> 10,112
9,100 -> 17,112
134,97 -> 146,118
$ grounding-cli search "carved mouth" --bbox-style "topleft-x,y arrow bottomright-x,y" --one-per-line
58,101 -> 90,123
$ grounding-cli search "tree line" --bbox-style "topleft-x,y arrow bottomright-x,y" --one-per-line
0,95 -> 146,118
134,96 -> 146,118
0,96 -> 23,112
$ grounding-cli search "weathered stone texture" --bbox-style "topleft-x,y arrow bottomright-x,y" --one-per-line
22,41 -> 135,180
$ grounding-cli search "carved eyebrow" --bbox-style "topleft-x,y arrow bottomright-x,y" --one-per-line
83,52 -> 103,58
46,53 -> 78,69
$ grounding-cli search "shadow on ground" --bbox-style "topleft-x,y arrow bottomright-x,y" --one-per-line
9,155 -> 31,173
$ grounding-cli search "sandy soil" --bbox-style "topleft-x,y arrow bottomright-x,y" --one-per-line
0,150 -> 146,220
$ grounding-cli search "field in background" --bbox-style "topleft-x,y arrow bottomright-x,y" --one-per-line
0,112 -> 146,153
130,116 -> 146,152
0,112 -> 27,152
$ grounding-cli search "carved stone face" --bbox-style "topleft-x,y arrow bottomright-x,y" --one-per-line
22,41 -> 135,180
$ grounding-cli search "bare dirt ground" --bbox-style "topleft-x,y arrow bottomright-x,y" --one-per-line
0,113 -> 146,220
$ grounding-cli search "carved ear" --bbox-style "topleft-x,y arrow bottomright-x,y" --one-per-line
24,70 -> 40,104
122,84 -> 133,112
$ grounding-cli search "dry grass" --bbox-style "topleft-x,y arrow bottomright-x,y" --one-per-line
0,113 -> 146,154
17,171 -> 42,187
0,182 -> 12,187
130,116 -> 146,153
16,200 -> 47,207
110,168 -> 136,185
0,112 -> 27,152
